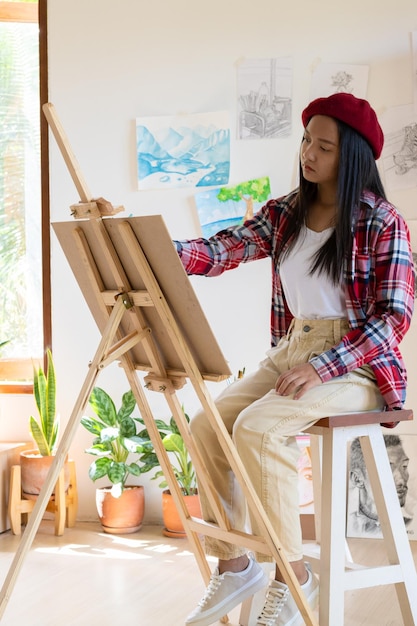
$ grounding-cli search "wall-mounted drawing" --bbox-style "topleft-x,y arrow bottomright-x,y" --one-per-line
380,104 -> 417,191
236,57 -> 292,140
136,111 -> 230,190
412,31 -> 417,115
194,176 -> 271,237
309,63 -> 369,100
347,433 -> 417,540
393,124 -> 417,176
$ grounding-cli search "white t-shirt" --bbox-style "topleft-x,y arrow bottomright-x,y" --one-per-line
279,226 -> 347,319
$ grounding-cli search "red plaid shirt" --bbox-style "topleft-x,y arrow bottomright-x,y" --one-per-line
175,189 -> 415,410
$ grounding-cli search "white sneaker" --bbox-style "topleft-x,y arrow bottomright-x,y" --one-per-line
256,562 -> 319,626
185,557 -> 269,626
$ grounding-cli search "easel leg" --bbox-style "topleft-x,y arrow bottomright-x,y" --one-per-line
0,297 -> 128,620
121,358 -> 213,586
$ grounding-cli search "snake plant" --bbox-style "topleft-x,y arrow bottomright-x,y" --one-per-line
29,348 -> 59,456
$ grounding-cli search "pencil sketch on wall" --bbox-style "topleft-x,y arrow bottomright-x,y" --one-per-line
412,31 -> 417,115
380,104 -> 417,192
393,123 -> 417,176
236,57 -> 292,140
309,63 -> 369,100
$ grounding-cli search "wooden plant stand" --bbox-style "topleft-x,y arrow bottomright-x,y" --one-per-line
8,460 -> 78,537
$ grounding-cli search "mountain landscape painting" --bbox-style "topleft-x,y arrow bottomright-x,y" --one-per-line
136,111 -> 230,190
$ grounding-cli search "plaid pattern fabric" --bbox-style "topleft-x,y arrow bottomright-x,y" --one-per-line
174,189 -> 415,409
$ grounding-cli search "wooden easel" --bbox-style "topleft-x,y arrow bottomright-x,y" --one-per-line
0,104 -> 319,625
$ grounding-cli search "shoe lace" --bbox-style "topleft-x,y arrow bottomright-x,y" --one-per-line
257,585 -> 290,625
198,572 -> 223,608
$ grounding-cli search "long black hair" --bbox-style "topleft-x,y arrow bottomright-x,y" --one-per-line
281,120 -> 387,284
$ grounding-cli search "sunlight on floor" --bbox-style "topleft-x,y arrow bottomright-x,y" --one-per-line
33,524 -> 199,561
0,521 -> 212,626
1,520 -> 416,625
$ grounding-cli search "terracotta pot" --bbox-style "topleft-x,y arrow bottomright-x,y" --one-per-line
96,485 -> 145,534
161,489 -> 202,538
20,450 -> 70,498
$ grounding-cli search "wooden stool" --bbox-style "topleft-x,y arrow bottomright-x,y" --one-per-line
304,409 -> 417,626
8,460 -> 78,536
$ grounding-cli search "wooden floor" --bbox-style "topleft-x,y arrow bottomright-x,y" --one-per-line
0,521 -> 416,625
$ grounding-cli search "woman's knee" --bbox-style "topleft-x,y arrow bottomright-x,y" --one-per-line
232,405 -> 263,452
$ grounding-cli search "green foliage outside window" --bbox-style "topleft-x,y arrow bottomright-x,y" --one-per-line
0,17 -> 42,360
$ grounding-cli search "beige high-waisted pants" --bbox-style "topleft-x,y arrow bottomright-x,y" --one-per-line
190,318 -> 385,562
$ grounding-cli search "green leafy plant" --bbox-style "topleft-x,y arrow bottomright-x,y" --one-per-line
137,407 -> 197,496
29,348 -> 59,456
81,387 -> 151,498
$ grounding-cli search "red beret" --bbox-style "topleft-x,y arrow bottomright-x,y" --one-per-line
301,93 -> 384,159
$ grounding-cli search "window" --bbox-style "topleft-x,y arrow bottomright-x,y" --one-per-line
0,0 -> 48,392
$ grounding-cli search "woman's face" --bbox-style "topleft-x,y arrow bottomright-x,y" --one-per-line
301,115 -> 340,186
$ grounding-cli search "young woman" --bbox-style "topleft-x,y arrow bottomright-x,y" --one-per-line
174,93 -> 415,626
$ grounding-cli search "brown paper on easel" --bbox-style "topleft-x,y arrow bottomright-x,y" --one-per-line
53,215 -> 232,382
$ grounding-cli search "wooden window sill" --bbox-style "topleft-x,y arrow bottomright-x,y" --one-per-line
0,358 -> 39,394
0,2 -> 38,23
0,382 -> 33,394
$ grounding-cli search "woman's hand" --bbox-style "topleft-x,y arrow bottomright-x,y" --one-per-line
275,363 -> 322,399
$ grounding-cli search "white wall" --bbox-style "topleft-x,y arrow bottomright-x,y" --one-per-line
2,0 -> 417,524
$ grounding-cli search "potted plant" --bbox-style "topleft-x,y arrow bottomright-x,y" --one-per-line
20,348 -> 70,497
81,386 -> 151,534
138,406 -> 202,537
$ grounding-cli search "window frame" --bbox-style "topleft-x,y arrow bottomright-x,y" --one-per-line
0,0 -> 50,393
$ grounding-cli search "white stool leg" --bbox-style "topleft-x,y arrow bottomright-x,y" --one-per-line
360,425 -> 417,624
319,426 -> 349,625
306,433 -> 353,577
309,435 -> 322,546
319,428 -> 348,626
